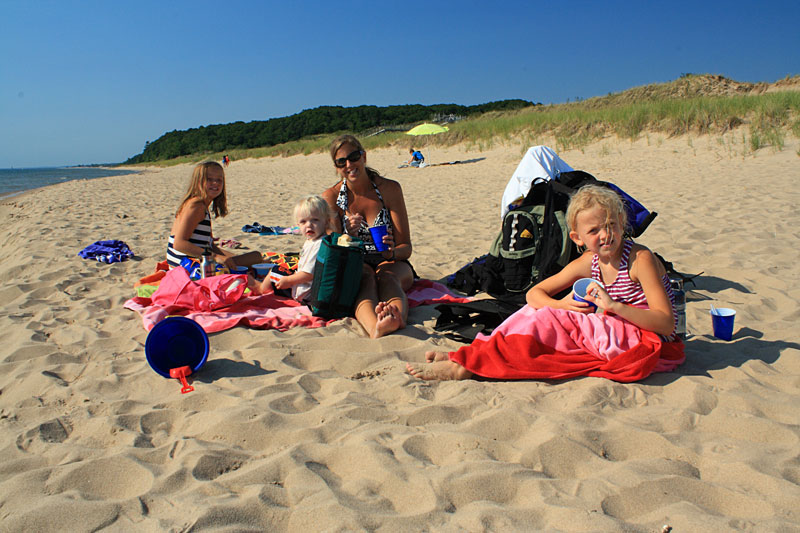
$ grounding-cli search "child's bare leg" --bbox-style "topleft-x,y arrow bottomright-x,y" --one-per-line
257,276 -> 274,295
406,360 -> 473,381
245,274 -> 267,295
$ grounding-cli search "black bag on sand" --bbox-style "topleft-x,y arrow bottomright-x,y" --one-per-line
434,299 -> 522,343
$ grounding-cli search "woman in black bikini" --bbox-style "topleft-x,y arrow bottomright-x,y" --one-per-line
321,135 -> 414,338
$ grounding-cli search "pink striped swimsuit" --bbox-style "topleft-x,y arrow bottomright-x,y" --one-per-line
591,240 -> 678,341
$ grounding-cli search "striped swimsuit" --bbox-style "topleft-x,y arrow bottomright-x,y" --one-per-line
591,240 -> 679,342
167,209 -> 213,268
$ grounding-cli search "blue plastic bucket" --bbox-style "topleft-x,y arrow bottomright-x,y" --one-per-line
145,317 -> 209,378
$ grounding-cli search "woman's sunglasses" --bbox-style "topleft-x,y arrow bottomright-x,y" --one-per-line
334,150 -> 364,168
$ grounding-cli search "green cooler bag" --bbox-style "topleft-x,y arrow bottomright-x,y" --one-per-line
309,233 -> 364,318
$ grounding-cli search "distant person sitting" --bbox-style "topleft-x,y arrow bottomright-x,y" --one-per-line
407,148 -> 424,167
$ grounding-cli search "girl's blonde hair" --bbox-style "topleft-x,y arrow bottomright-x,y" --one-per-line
175,161 -> 228,218
566,185 -> 628,233
294,195 -> 332,229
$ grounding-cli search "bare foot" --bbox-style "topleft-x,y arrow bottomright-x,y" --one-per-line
425,350 -> 450,362
246,274 -> 266,295
371,301 -> 405,339
405,360 -> 473,381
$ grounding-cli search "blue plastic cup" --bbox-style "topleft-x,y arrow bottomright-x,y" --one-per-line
145,316 -> 209,378
369,225 -> 389,252
711,307 -> 736,341
573,278 -> 598,311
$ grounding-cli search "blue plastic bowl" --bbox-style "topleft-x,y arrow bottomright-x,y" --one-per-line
251,263 -> 275,279
145,317 -> 209,378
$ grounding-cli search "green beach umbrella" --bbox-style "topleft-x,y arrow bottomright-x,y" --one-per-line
406,123 -> 449,135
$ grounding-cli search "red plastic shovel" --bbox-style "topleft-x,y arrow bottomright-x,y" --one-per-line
169,366 -> 195,394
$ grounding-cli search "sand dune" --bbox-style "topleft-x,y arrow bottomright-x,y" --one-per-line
1,133 -> 798,531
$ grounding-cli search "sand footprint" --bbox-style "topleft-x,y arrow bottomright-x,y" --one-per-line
439,463 -> 525,509
402,432 -> 497,466
139,409 -> 179,435
342,406 -> 394,422
46,456 -> 154,500
600,476 -> 773,521
577,382 -> 650,410
16,418 -> 72,453
4,343 -> 56,363
463,409 -> 531,446
404,404 -> 473,426
192,451 -> 249,481
521,435 -> 609,479
268,392 -> 320,415
254,382 -> 299,398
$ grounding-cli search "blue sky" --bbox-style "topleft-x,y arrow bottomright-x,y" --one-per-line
2,0 -> 798,168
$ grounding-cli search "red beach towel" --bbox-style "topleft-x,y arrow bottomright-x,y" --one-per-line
449,305 -> 684,382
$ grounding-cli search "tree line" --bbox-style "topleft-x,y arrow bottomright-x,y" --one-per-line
125,100 -> 537,163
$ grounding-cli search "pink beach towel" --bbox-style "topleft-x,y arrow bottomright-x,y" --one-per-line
125,266 -> 472,334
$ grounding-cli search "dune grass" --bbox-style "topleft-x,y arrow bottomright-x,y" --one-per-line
129,86 -> 800,167
445,90 -> 800,152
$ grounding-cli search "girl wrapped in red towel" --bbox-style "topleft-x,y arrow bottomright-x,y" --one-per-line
406,185 -> 684,382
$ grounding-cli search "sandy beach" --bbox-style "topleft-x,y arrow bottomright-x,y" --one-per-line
1,133 -> 798,531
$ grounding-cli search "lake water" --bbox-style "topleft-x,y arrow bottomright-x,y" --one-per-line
0,167 -> 140,197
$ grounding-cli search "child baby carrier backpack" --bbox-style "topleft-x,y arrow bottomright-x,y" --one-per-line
309,233 -> 364,319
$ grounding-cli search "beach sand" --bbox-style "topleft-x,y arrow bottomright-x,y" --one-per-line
1,133 -> 798,531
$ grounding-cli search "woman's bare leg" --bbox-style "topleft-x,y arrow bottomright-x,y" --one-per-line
373,261 -> 413,336
354,261 -> 414,339
353,264 -> 382,338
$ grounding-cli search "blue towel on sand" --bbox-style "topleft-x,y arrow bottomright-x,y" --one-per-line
242,222 -> 299,235
78,240 -> 135,264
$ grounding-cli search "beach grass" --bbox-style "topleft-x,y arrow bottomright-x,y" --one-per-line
448,90 -> 800,151
129,81 -> 800,166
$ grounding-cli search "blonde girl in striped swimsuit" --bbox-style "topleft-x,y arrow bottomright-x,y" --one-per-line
526,184 -> 677,339
167,161 -> 262,270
